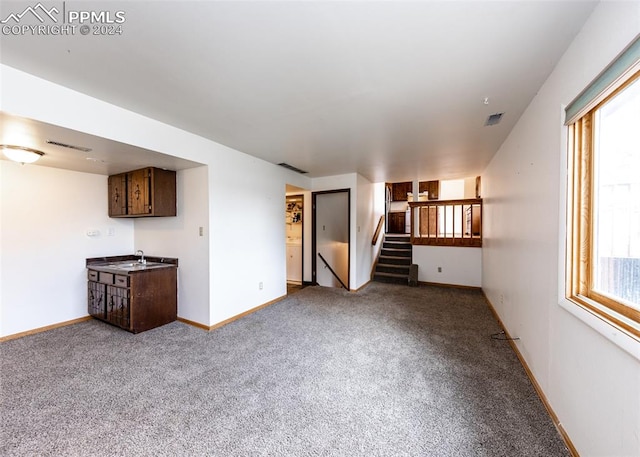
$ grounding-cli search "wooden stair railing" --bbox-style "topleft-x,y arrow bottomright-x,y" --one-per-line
372,215 -> 385,246
317,253 -> 349,290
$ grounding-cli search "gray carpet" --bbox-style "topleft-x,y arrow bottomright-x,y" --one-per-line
0,283 -> 569,456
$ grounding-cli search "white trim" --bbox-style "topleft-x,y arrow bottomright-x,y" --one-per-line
558,297 -> 640,362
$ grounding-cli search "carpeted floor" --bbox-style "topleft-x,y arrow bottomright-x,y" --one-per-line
0,283 -> 569,456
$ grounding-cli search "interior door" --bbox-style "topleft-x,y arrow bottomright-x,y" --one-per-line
313,190 -> 350,289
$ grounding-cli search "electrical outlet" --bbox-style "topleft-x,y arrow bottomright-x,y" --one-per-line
199,226 -> 204,236
500,294 -> 504,305
259,282 -> 263,290
437,267 -> 442,273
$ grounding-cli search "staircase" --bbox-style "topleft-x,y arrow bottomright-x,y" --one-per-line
373,234 -> 412,285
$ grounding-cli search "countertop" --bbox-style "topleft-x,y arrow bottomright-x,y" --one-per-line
86,255 -> 178,274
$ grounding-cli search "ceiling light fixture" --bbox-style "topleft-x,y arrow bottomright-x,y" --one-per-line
1,145 -> 45,164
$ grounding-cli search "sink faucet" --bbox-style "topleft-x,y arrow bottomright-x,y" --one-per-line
135,250 -> 146,264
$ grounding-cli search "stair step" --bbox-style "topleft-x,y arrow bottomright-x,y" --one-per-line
382,241 -> 412,250
373,272 -> 409,285
376,264 -> 410,274
378,255 -> 412,265
384,235 -> 411,242
381,248 -> 412,257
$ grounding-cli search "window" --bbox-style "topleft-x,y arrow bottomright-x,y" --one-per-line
566,69 -> 640,339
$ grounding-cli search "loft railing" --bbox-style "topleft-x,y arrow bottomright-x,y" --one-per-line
408,198 -> 482,247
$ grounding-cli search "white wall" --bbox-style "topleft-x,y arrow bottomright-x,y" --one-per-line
482,3 -> 640,456
208,148 -> 309,324
413,246 -> 481,287
355,174 -> 382,288
439,179 -> 465,199
134,166 -> 210,325
369,181 -> 387,282
0,161 -> 134,336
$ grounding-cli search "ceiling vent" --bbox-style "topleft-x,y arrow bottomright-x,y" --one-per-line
46,140 -> 92,152
278,162 -> 308,174
485,113 -> 504,126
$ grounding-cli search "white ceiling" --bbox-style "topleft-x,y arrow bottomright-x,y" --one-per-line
0,112 -> 203,175
0,1 -> 597,181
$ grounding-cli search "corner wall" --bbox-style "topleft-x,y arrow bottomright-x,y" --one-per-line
481,3 -> 640,455
355,175 -> 383,288
134,166 -> 210,325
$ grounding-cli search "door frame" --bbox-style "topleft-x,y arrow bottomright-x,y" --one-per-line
312,188 -> 351,289
285,193 -> 304,285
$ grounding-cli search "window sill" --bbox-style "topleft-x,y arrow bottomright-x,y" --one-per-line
559,297 -> 640,362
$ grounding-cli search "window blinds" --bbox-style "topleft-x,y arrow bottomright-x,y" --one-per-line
564,34 -> 640,125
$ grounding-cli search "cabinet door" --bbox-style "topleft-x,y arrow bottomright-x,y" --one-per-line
287,245 -> 302,282
106,285 -> 131,330
108,174 -> 127,217
150,168 -> 177,217
88,281 -> 106,318
389,213 -> 406,233
428,181 -> 439,200
128,168 -> 151,215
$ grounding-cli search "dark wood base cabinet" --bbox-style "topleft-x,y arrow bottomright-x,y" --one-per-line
388,212 -> 407,234
88,266 -> 177,333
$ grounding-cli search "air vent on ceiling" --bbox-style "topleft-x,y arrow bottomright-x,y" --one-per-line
46,140 -> 92,152
485,113 -> 504,126
278,162 -> 308,174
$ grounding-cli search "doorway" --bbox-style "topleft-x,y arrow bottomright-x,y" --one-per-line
312,189 -> 350,289
286,194 -> 304,289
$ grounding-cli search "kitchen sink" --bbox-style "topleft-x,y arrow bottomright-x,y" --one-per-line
106,261 -> 165,270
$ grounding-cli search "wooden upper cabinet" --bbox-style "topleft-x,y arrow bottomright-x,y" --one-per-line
108,173 -> 127,217
109,167 -> 176,218
391,181 -> 412,201
419,180 -> 439,200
